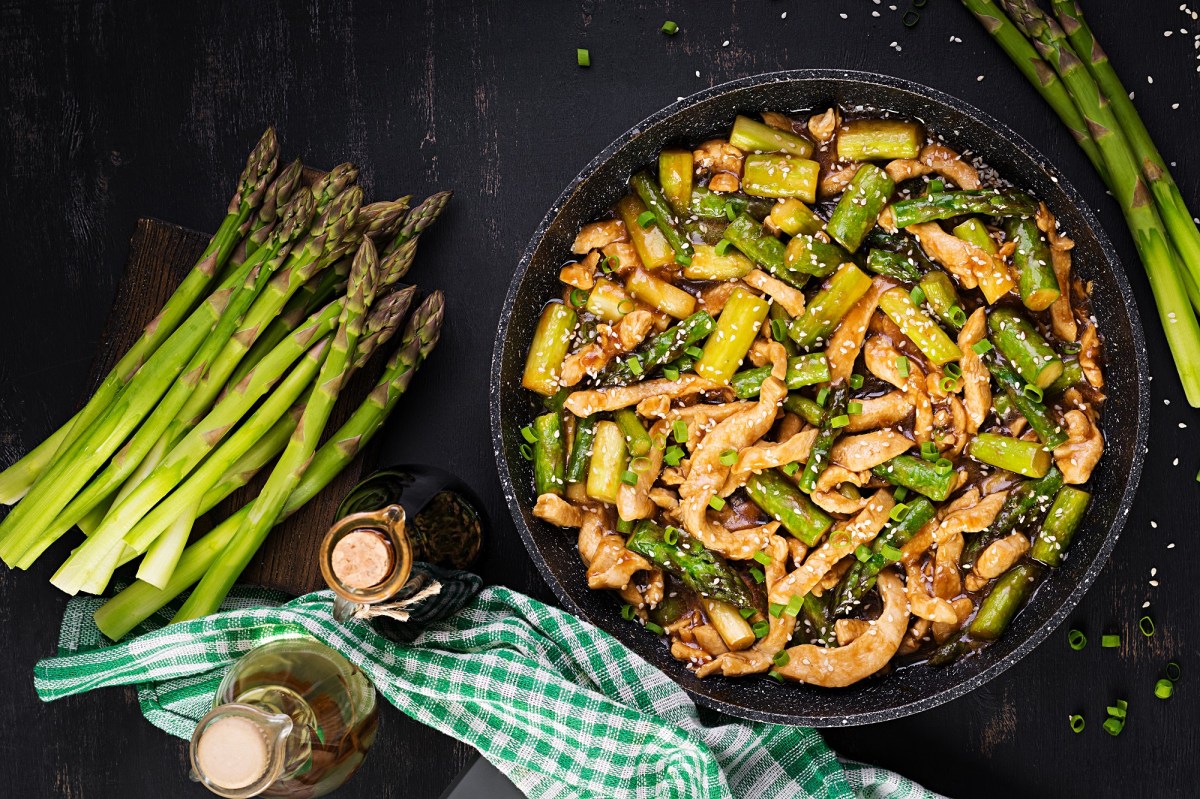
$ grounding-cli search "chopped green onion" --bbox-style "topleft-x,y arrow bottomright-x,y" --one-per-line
630,456 -> 650,473
1106,701 -> 1127,719
772,650 -> 791,667
621,603 -> 636,620
663,366 -> 681,381
910,286 -> 926,305
570,288 -> 590,307
661,20 -> 679,35
940,376 -> 957,392
1068,629 -> 1087,650
605,255 -> 620,272
663,525 -> 679,545
636,210 -> 656,228
616,518 -> 633,534
889,502 -> 910,522
521,425 -> 539,443
949,305 -> 968,327
708,495 -> 726,511
724,201 -> 738,221
645,621 -> 665,635
675,252 -> 692,267
663,445 -> 685,466
1139,615 -> 1156,637
751,620 -> 770,638
769,602 -> 785,617
770,318 -> 789,342
519,443 -> 535,461
673,420 -> 689,442
1166,661 -> 1182,682
854,544 -> 872,562
720,449 -> 738,466
752,550 -> 773,566
893,486 -> 909,502
781,461 -> 800,476
1023,383 -> 1044,402
750,567 -> 766,584
920,441 -> 939,461
626,355 -> 644,376
830,414 -> 850,428
1155,678 -> 1174,700
577,48 -> 591,67
972,339 -> 993,355
817,387 -> 830,406
880,543 -> 903,562
685,345 -> 703,359
738,606 -> 756,619
768,669 -> 784,683
1069,714 -> 1085,733
784,594 -> 803,617
850,373 -> 864,389
847,401 -> 863,415
716,238 -> 734,256
1101,633 -> 1121,648
896,356 -> 910,378
1102,717 -> 1124,736
934,457 -> 954,475
944,362 -> 963,379
620,470 -> 639,486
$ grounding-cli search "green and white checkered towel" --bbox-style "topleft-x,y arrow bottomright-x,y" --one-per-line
35,586 -> 941,799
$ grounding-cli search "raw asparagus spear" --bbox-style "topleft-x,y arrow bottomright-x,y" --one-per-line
93,292 -> 446,641
626,520 -> 755,609
235,157 -> 304,265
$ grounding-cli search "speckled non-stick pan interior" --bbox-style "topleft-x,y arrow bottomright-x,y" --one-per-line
490,70 -> 1148,726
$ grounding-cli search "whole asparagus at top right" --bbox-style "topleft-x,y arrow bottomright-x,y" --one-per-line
962,0 -> 1200,406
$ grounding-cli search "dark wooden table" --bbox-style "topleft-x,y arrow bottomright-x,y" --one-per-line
1,1 -> 1196,796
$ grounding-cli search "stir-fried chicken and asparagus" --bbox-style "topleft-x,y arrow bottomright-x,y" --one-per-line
520,109 -> 1105,685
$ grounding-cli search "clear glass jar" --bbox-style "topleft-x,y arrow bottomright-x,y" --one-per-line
189,637 -> 378,798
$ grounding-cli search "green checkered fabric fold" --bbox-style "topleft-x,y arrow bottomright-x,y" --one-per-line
35,586 -> 939,799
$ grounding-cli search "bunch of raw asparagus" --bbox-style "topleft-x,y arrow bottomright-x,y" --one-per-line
0,128 -> 450,639
963,0 -> 1200,405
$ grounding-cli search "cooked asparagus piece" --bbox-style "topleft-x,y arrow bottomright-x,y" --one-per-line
626,268 -> 696,319
741,154 -> 819,202
683,243 -> 754,281
730,354 -> 831,399
564,414 -> 598,485
968,432 -> 1052,478
983,349 -> 1069,448
837,119 -> 923,161
630,171 -> 694,264
799,591 -> 835,646
969,562 -> 1044,640
1030,486 -> 1090,567
787,264 -> 873,348
701,598 -> 756,650
586,420 -> 627,504
729,115 -> 814,158
744,469 -> 833,546
626,520 -> 755,609
599,311 -> 715,386
866,249 -> 924,284
918,270 -> 967,330
785,234 -> 850,278
614,409 -> 653,458
987,307 -> 1064,389
616,194 -> 675,269
1004,216 -> 1061,311
0,128 -> 279,507
723,212 -> 806,289
873,455 -> 955,502
799,383 -> 849,493
831,497 -> 936,617
1046,356 -> 1085,395
694,288 -> 770,383
782,393 -> 825,426
826,164 -> 895,252
962,466 -> 1063,568
93,290 -> 446,640
890,190 -> 1040,228
878,287 -> 963,366
658,150 -> 694,216
533,411 -> 566,496
585,278 -> 634,324
522,302 -> 578,396
768,198 -> 825,237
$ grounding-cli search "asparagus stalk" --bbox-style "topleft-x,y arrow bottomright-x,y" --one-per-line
729,115 -> 814,158
744,469 -> 832,546
799,383 -> 849,493
1030,484 -> 1089,567
831,497 -> 936,617
1004,216 -> 1061,311
626,520 -> 755,609
837,119 -> 923,161
866,249 -> 925,284
564,414 -> 598,485
968,432 -> 1052,478
788,264 -> 873,348
613,409 -> 652,458
694,288 -> 769,383
630,171 -> 694,264
878,287 -> 963,366
235,157 -> 304,265
998,0 -> 1200,405
785,234 -> 849,278
826,164 -> 895,252
175,240 -> 381,620
962,466 -> 1063,568
982,348 -> 1068,448
890,190 -> 1039,228
92,292 -> 446,640
522,302 -> 577,396
987,306 -> 1063,389
741,154 -> 820,203
919,271 -> 967,330
601,312 -> 715,386
658,150 -> 694,215
0,128 -> 279,506
723,213 -> 807,289
1051,0 -> 1200,293
873,455 -> 955,502
532,411 -> 566,496
730,354 -> 831,399
969,562 -> 1043,639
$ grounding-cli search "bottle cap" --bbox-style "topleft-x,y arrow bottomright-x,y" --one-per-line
190,704 -> 292,798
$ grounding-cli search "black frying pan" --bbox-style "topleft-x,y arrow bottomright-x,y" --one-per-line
489,70 -> 1148,726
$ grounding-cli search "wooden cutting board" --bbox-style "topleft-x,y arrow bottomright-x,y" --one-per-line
82,217 -> 388,595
